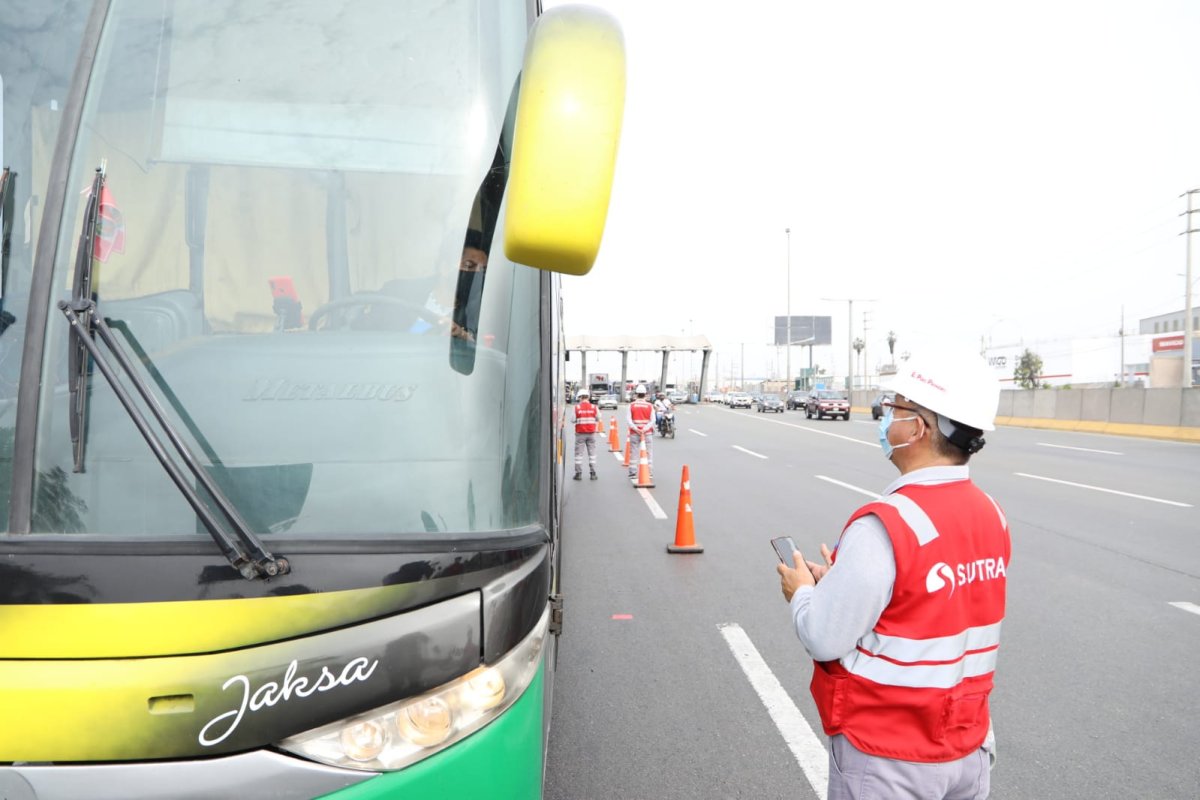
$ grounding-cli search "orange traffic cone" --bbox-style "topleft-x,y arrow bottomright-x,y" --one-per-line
608,418 -> 620,452
623,438 -> 631,467
667,465 -> 703,553
633,437 -> 654,488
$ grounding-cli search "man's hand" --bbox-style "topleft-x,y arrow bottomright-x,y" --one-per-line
777,551 -> 816,602
805,543 -> 835,582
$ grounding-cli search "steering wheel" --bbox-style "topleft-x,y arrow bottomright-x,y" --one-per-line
307,293 -> 445,332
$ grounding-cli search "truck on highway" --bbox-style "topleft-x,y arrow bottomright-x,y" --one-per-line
587,371 -> 613,398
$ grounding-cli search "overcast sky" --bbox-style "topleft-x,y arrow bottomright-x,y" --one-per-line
545,0 -> 1200,386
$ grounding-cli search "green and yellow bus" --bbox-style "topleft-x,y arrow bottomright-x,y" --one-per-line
0,1 -> 623,796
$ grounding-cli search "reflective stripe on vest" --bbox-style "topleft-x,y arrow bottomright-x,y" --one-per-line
629,401 -> 654,432
574,402 -> 599,434
875,492 -> 939,545
842,622 -> 1002,689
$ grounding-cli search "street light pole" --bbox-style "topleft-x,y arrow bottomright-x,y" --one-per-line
822,297 -> 876,393
1183,189 -> 1199,389
785,227 -> 791,395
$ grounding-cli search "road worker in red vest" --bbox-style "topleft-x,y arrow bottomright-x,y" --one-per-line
572,389 -> 600,481
777,348 -> 1007,800
626,384 -> 655,481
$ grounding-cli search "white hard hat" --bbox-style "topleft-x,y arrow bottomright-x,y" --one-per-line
577,388 -> 590,399
635,384 -> 647,394
882,348 -> 999,432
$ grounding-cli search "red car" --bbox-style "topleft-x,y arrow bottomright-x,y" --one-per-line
805,390 -> 850,420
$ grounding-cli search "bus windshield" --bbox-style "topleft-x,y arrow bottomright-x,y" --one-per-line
29,0 -> 543,538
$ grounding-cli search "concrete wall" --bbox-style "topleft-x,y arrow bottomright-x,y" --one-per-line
1080,389 -> 1110,421
1184,390 -> 1200,427
1000,387 -> 1200,429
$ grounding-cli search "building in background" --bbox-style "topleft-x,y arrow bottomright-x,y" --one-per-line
1139,309 -> 1200,387
982,335 -> 1151,388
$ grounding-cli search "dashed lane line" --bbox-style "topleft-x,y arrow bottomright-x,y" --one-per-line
1169,602 -> 1200,617
1015,472 -> 1192,508
1036,442 -> 1122,455
733,445 -> 768,459
637,487 -> 668,519
606,450 -> 669,518
815,475 -> 881,500
754,416 -> 878,447
718,623 -> 828,800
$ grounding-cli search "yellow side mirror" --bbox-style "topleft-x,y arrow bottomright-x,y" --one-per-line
504,4 -> 625,276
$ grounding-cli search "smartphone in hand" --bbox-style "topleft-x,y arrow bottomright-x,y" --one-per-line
770,536 -> 798,568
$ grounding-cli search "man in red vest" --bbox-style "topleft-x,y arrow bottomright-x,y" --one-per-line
626,384 -> 655,481
777,348 -> 1008,799
572,389 -> 600,480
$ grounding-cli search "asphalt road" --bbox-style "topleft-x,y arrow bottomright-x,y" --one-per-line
544,404 -> 1200,800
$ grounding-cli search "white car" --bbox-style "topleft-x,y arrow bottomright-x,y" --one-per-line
597,393 -> 620,410
728,392 -> 752,409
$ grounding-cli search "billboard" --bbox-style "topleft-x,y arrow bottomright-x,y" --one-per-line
773,315 -> 832,346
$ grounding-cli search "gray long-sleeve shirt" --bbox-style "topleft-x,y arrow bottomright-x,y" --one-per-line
788,465 -> 971,662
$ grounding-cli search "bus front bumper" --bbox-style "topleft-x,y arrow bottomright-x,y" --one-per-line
0,666 -> 546,800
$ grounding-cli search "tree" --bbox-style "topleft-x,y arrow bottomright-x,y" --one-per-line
1014,348 -> 1043,389
852,338 -> 865,388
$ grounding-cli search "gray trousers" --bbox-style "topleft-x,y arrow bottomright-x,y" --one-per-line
573,433 -> 597,472
626,429 -> 652,478
827,734 -> 991,800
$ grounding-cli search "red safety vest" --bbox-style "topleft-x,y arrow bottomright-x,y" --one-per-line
811,480 -> 1010,762
573,400 -> 599,434
628,399 -> 655,434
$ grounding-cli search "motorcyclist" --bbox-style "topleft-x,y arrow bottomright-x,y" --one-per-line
654,392 -> 675,436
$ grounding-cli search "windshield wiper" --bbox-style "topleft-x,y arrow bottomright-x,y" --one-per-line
66,167 -> 103,471
58,166 -> 289,580
0,167 -> 16,333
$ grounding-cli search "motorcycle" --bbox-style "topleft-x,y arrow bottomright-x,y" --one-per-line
658,411 -> 676,438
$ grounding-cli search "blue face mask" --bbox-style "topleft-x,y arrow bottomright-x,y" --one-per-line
878,406 -> 920,460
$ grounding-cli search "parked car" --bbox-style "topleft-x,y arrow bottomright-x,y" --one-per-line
871,391 -> 895,420
728,392 -> 752,409
597,393 -> 620,410
805,390 -> 850,420
757,393 -> 785,413
786,391 -> 809,410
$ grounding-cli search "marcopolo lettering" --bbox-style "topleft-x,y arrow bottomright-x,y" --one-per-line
245,378 -> 416,402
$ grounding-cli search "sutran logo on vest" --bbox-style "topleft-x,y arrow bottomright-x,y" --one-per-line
925,557 -> 1006,597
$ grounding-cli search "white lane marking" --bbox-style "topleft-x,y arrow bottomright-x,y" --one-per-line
733,445 -> 768,459
1169,602 -> 1200,617
815,475 -> 881,500
717,623 -> 827,800
637,487 -> 668,519
691,429 -> 708,437
1036,442 -> 1122,456
757,416 -> 878,447
1015,473 -> 1193,508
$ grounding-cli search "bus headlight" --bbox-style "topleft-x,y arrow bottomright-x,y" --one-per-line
278,609 -> 547,771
